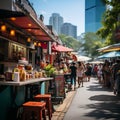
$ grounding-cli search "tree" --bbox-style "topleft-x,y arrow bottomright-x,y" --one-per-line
80,32 -> 104,58
59,34 -> 81,52
97,0 -> 120,45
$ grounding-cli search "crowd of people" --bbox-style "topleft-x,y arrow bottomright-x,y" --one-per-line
55,58 -> 120,95
42,57 -> 120,95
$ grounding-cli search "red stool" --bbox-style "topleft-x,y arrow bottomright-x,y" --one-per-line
22,101 -> 46,120
34,94 -> 52,120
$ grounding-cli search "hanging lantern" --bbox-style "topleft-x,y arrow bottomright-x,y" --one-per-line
27,37 -> 31,42
10,17 -> 16,21
34,41 -> 37,46
1,25 -> 6,32
38,42 -> 41,47
10,29 -> 15,36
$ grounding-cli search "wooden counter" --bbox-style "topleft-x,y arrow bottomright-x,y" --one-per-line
0,77 -> 53,86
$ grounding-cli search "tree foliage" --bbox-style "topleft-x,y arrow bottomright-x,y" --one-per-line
97,0 -> 120,45
80,32 -> 104,58
59,34 -> 81,52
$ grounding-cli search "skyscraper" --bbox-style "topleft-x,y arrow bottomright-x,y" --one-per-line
49,13 -> 63,34
85,0 -> 106,32
61,23 -> 77,39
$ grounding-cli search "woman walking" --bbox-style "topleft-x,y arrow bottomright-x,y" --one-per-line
77,62 -> 85,87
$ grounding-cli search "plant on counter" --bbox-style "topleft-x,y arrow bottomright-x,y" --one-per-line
44,64 -> 56,77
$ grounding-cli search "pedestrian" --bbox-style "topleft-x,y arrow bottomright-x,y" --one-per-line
97,63 -> 103,83
85,63 -> 92,82
69,62 -> 77,90
113,59 -> 120,95
102,60 -> 111,87
77,61 -> 85,87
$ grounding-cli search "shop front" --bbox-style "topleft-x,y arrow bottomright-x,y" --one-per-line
0,2 -> 57,120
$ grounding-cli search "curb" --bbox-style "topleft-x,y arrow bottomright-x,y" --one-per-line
51,90 -> 76,120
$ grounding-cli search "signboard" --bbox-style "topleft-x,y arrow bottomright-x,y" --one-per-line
54,75 -> 65,98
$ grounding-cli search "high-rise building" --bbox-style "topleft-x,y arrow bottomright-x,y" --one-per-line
85,0 -> 106,32
49,13 -> 63,34
61,23 -> 77,39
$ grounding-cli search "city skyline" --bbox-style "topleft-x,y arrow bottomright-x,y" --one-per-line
29,0 -> 85,36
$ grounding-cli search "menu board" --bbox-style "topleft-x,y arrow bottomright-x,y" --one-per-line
54,75 -> 65,98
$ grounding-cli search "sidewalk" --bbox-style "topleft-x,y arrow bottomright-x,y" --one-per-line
51,77 -> 120,120
52,90 -> 76,120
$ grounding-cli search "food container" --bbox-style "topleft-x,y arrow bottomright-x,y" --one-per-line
13,72 -> 20,82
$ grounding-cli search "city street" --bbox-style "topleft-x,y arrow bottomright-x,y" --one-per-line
54,77 -> 120,120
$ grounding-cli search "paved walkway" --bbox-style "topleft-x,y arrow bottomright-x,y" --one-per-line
52,77 -> 120,120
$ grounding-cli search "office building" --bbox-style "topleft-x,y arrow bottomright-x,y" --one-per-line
85,0 -> 106,32
61,23 -> 77,39
49,13 -> 63,34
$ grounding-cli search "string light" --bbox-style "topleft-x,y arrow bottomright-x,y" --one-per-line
10,29 -> 15,36
34,41 -> 37,46
38,42 -> 41,47
1,25 -> 6,32
27,37 -> 31,42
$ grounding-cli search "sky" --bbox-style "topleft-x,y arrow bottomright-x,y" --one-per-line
29,0 -> 85,36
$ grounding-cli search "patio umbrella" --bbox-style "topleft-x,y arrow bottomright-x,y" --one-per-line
77,55 -> 91,61
89,60 -> 104,64
97,51 -> 120,59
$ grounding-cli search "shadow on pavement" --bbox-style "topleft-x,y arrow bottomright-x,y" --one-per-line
89,94 -> 120,101
81,79 -> 120,120
86,80 -> 113,92
84,80 -> 120,120
84,100 -> 120,120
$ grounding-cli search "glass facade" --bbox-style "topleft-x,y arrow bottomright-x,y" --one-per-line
85,0 -> 106,32
49,13 -> 63,34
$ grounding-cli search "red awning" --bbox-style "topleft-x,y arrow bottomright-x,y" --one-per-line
0,9 -> 55,41
52,44 -> 73,52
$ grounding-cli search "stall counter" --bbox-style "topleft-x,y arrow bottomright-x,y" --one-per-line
0,77 -> 53,86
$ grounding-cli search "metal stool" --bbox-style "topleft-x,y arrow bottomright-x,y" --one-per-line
34,94 -> 52,120
22,101 -> 46,120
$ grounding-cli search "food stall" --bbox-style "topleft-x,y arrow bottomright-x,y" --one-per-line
0,1 -> 57,120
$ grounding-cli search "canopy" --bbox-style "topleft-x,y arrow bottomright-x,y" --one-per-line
52,44 -> 73,52
97,51 -> 120,59
89,60 -> 104,64
0,9 -> 55,42
77,55 -> 91,61
98,43 -> 120,52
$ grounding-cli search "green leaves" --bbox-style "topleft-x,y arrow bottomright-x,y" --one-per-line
97,0 -> 120,44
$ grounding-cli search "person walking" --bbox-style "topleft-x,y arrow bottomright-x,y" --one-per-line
69,62 -> 77,90
113,59 -> 120,95
85,63 -> 92,82
77,61 -> 85,87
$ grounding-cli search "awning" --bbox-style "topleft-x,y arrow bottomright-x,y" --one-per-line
52,44 -> 73,52
97,51 -> 120,59
98,43 -> 120,52
0,9 -> 55,41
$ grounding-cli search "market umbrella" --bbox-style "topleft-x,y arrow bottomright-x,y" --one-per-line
89,60 -> 104,64
97,51 -> 120,59
77,55 -> 91,61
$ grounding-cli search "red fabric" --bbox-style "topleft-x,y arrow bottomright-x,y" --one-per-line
52,44 -> 73,52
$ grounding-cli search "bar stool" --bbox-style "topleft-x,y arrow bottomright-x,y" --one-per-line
34,94 -> 52,120
22,101 -> 46,120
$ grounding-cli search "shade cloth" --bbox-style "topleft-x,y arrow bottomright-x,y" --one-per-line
52,44 -> 73,52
